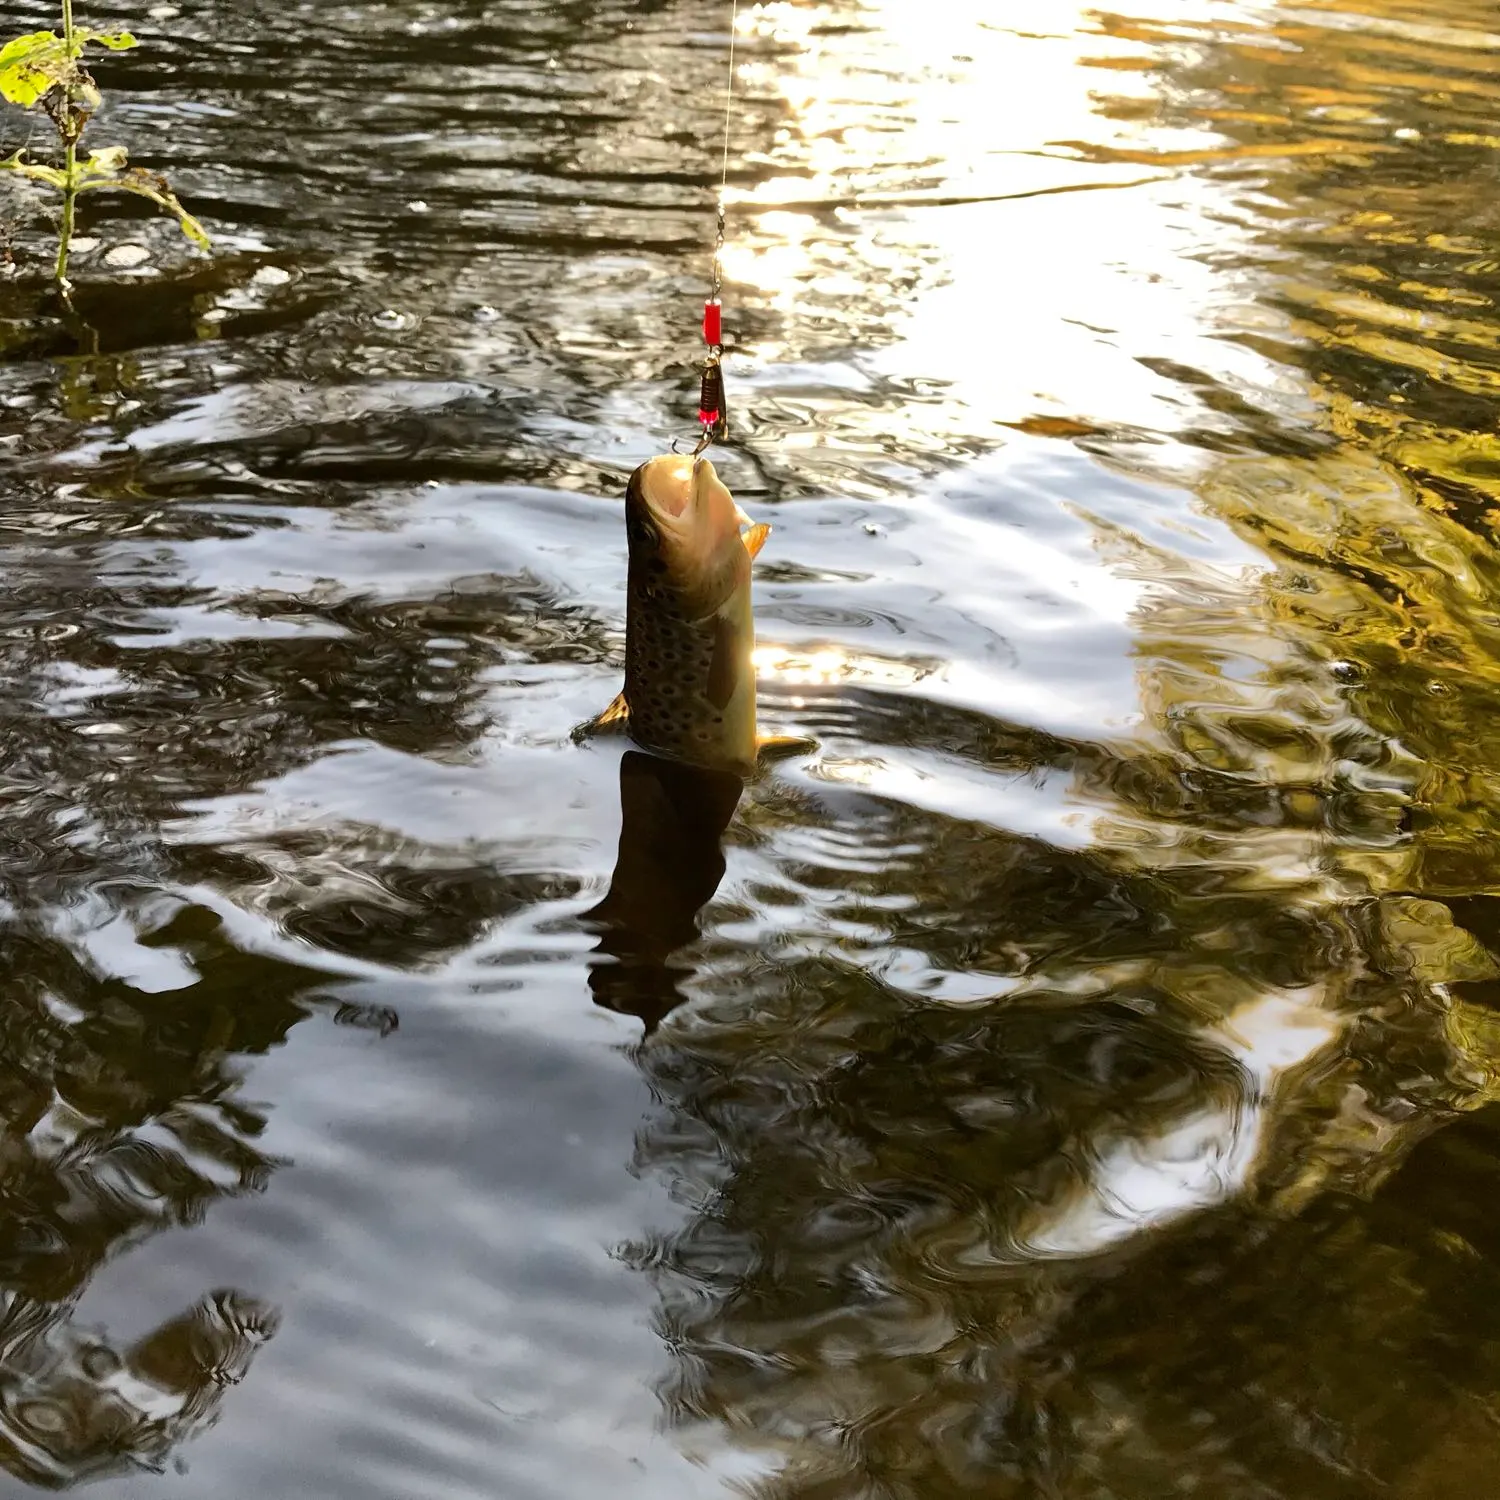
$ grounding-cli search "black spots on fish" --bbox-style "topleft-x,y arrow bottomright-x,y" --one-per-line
622,561 -> 749,768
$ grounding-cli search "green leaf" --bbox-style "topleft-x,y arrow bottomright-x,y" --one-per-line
173,207 -> 212,250
79,169 -> 212,250
0,26 -> 135,107
0,30 -> 69,107
82,144 -> 128,178
77,29 -> 138,53
0,148 -> 67,191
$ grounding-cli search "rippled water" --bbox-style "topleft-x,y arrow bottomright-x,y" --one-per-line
4,0 -> 1500,1492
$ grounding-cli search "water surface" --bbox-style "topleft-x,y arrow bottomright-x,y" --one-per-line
3,0 -> 1500,1494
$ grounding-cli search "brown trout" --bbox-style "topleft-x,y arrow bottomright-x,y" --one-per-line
580,453 -> 802,776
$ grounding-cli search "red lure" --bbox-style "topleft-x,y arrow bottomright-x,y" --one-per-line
697,299 -> 726,444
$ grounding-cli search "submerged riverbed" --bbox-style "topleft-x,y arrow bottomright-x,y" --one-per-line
3,0 -> 1500,1494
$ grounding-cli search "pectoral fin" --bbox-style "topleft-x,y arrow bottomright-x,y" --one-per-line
743,522 -> 771,560
572,690 -> 630,742
756,733 -> 818,761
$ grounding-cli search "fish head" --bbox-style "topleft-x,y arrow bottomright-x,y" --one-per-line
625,454 -> 750,613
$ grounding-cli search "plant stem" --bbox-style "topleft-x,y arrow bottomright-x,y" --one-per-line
53,0 -> 77,297
55,142 -> 76,289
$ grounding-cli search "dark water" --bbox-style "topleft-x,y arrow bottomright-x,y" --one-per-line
3,0 -> 1500,1492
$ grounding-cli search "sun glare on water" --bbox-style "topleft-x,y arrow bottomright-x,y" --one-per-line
750,644 -> 936,688
719,0 -> 1288,450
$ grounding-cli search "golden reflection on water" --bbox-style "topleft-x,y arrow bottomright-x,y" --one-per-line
721,0 -> 1255,456
627,0 -> 1500,1493
751,643 -> 932,688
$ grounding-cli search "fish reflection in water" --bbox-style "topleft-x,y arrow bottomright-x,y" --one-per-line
584,749 -> 744,1034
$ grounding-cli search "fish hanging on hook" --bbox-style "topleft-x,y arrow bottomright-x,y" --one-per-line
571,0 -> 819,772
573,453 -> 811,776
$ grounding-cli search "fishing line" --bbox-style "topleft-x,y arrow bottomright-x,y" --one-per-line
715,0 -> 739,284
693,0 -> 739,455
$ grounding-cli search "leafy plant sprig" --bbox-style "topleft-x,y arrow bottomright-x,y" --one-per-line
0,0 -> 208,297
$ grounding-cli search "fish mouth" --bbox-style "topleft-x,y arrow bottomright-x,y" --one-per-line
637,455 -> 695,521
636,455 -> 749,535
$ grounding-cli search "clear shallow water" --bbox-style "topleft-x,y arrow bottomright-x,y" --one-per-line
3,0 -> 1500,1493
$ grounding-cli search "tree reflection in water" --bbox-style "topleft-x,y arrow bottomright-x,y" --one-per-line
0,912 -> 318,1485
